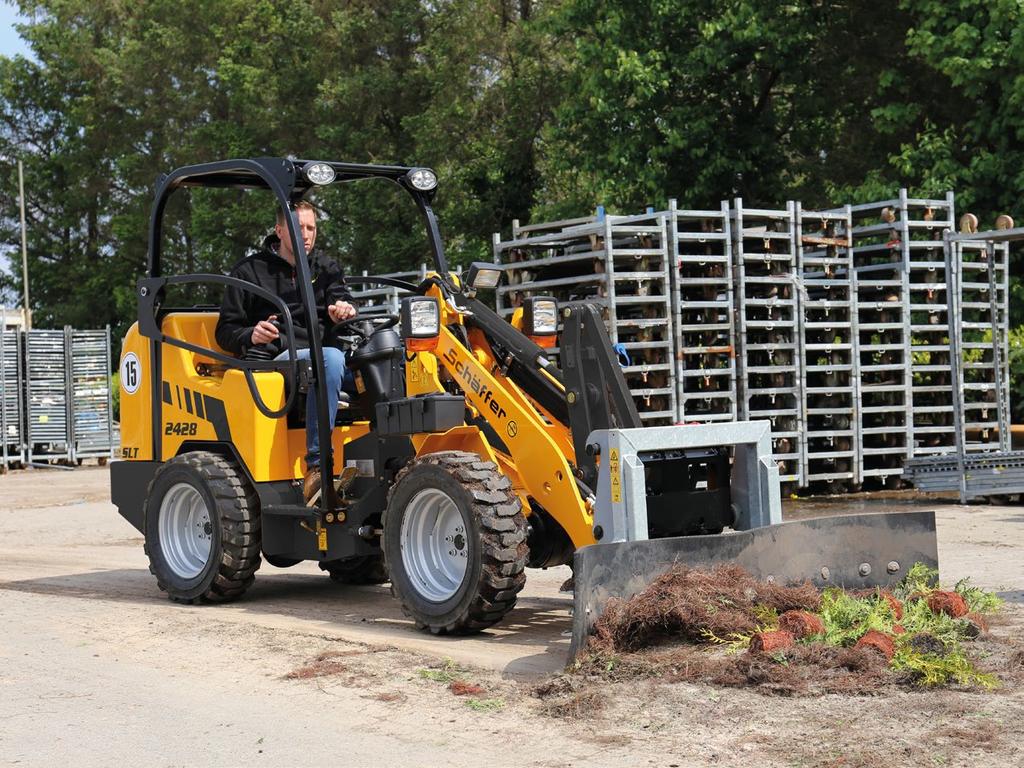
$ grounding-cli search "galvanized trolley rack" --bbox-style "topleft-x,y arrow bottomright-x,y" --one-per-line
903,225 -> 1018,501
25,329 -> 72,464
902,192 -> 958,458
667,199 -> 738,424
844,196 -> 915,486
796,204 -> 862,490
347,266 -> 429,312
950,234 -> 1011,454
731,199 -> 804,487
1,324 -> 26,469
68,327 -> 115,462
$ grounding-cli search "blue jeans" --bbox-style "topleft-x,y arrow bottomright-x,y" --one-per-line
275,347 -> 347,469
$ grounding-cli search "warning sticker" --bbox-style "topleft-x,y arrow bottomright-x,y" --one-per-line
609,447 -> 622,503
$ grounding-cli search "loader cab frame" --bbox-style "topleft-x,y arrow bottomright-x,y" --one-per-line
139,157 -> 451,515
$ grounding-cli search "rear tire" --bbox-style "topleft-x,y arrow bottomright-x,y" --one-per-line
144,451 -> 261,604
320,556 -> 389,585
382,451 -> 527,634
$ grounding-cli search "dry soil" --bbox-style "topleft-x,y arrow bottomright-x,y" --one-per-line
1,466 -> 1022,767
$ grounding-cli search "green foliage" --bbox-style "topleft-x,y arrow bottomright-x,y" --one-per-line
817,588 -> 901,647
110,372 -> 120,422
892,645 -> 998,689
899,597 -> 971,647
810,568 -> 1001,688
954,577 -> 1004,614
894,562 -> 939,599
464,698 -> 505,711
418,658 -> 462,684
700,628 -> 755,654
1010,326 -> 1024,423
701,604 -> 779,652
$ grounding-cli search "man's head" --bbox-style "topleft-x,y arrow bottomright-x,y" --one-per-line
274,200 -> 317,265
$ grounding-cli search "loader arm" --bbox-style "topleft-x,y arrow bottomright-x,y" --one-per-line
431,321 -> 596,548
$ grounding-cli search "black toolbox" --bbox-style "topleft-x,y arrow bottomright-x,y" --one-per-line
374,394 -> 465,436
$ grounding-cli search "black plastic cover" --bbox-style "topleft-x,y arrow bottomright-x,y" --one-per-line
374,394 -> 465,436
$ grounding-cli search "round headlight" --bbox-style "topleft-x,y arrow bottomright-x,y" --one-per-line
305,162 -> 336,185
407,168 -> 437,191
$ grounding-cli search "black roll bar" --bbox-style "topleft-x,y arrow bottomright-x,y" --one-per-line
145,157 -> 453,516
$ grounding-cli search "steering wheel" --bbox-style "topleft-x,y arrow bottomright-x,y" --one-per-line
332,312 -> 400,338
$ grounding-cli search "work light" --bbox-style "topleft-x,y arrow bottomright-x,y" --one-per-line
401,296 -> 441,352
465,261 -> 503,290
523,296 -> 558,347
407,168 -> 438,191
304,162 -> 336,185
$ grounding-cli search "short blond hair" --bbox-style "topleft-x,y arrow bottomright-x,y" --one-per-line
277,200 -> 317,226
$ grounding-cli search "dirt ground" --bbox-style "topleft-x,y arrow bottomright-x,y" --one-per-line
1,466 -> 1022,767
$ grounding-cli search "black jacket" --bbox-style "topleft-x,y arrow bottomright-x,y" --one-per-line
215,235 -> 354,355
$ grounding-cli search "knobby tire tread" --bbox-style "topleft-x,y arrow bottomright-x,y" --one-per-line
144,451 -> 262,604
386,450 -> 528,634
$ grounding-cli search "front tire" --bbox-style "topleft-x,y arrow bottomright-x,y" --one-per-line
383,451 -> 528,634
144,451 -> 261,604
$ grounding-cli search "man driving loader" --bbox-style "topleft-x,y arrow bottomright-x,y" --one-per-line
215,200 -> 357,503
110,157 -> 939,655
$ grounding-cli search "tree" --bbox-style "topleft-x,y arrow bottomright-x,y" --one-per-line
1,0 -> 1022,338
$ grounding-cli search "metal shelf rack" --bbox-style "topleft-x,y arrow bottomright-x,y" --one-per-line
901,191 -> 957,458
666,199 -> 738,424
732,199 -> 804,486
69,327 -> 115,461
947,232 -> 1012,454
845,198 -> 913,486
1,327 -> 25,469
347,266 -> 428,312
25,329 -> 72,463
796,204 -> 861,490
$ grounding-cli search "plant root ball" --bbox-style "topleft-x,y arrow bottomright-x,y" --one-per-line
778,610 -> 826,639
855,629 -> 895,661
962,613 -> 989,638
749,630 -> 795,654
882,592 -> 905,620
449,680 -> 485,696
909,633 -> 945,656
926,591 -> 969,618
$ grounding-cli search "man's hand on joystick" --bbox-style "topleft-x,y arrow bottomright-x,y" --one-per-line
251,315 -> 281,346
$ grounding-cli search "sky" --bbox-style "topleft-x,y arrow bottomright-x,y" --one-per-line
0,3 -> 32,60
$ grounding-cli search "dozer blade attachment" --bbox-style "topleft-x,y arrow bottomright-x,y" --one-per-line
570,510 -> 938,657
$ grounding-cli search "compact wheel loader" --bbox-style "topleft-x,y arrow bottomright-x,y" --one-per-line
111,157 -> 939,654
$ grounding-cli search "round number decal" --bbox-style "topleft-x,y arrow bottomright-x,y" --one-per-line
121,352 -> 142,395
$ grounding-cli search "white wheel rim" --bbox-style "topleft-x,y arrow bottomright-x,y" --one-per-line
400,488 -> 469,603
159,482 -> 213,579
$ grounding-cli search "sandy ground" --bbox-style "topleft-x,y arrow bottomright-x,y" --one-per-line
1,465 -> 1022,767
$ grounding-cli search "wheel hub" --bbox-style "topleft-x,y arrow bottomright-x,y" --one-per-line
399,487 -> 469,602
159,482 -> 213,579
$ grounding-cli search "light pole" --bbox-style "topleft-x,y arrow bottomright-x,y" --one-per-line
17,159 -> 30,329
